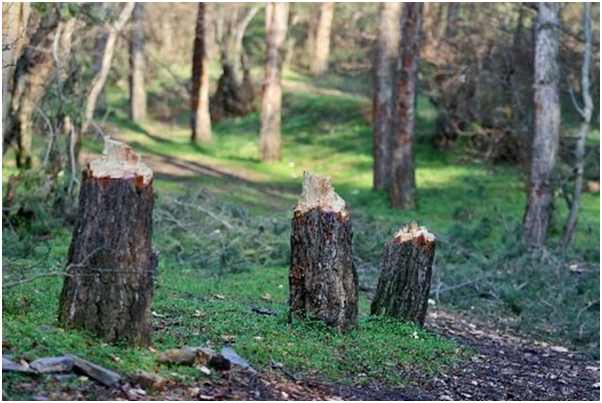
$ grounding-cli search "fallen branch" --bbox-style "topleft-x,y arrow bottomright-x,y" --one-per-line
173,198 -> 234,230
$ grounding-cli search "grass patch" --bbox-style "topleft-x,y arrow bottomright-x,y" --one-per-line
2,246 -> 462,388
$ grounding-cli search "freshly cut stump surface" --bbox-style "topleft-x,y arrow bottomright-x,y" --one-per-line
58,139 -> 156,346
371,222 -> 435,326
289,172 -> 358,331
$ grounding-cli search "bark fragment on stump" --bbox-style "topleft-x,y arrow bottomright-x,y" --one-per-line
289,172 -> 358,331
58,138 -> 155,346
370,222 -> 435,326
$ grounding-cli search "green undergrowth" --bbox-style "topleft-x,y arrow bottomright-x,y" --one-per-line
2,250 -> 463,389
2,68 -> 600,396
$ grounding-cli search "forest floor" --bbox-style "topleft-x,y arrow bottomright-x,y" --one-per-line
3,73 -> 600,400
3,307 -> 599,400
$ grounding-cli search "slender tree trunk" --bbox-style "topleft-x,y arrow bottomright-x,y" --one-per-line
232,6 -> 260,80
191,3 -> 212,143
444,2 -> 460,39
58,140 -> 156,346
289,172 -> 358,331
563,2 -> 593,249
372,3 -> 401,192
212,4 -> 260,120
311,2 -> 335,77
82,2 -> 135,135
2,3 -> 31,134
391,3 -> 423,210
92,3 -> 108,76
371,222 -> 436,326
4,9 -> 57,168
523,2 -> 561,246
259,2 -> 289,163
129,2 -> 147,123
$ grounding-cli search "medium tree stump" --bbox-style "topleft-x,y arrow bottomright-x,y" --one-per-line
370,222 -> 435,326
289,172 -> 358,331
58,139 -> 156,346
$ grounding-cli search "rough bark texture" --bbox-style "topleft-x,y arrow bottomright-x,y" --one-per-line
58,140 -> 155,346
523,2 -> 560,246
563,2 -> 593,249
311,2 -> 335,77
371,222 -> 435,326
289,172 -> 358,331
372,2 -> 401,192
259,3 -> 289,163
391,3 -> 423,210
129,2 -> 147,122
191,3 -> 212,143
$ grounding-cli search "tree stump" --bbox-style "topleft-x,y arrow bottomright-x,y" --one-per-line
370,222 -> 435,326
58,139 -> 156,346
289,172 -> 358,331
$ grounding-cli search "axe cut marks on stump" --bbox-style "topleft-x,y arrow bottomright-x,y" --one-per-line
289,172 -> 358,331
370,222 -> 435,326
58,138 -> 156,346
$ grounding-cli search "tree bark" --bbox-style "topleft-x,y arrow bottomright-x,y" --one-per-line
259,2 -> 289,163
129,2 -> 147,123
289,172 -> 358,331
372,2 -> 401,192
444,2 -> 460,39
523,2 -> 561,246
391,3 -> 423,210
92,3 -> 108,77
563,2 -> 593,249
311,2 -> 335,77
58,139 -> 155,346
4,8 -> 57,169
82,2 -> 135,135
191,3 -> 212,143
371,222 -> 435,326
211,4 -> 259,121
2,2 -> 31,135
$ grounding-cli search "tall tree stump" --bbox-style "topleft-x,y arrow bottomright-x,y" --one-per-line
371,222 -> 435,326
58,139 -> 156,346
289,172 -> 358,331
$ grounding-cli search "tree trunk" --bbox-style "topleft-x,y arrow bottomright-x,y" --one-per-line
129,2 -> 147,123
563,2 -> 593,249
4,8 -> 57,169
211,4 -> 260,121
2,2 -> 31,134
82,2 -> 135,135
444,2 -> 460,39
58,139 -> 156,346
311,2 -> 335,77
391,3 -> 423,210
191,3 -> 212,143
372,2 -> 401,192
92,3 -> 108,76
259,2 -> 289,163
523,2 -> 561,246
289,172 -> 358,331
371,222 -> 435,326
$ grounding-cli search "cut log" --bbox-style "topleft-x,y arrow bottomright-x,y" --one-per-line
58,138 -> 156,346
370,222 -> 435,326
289,172 -> 358,331
67,354 -> 122,387
29,356 -> 74,373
